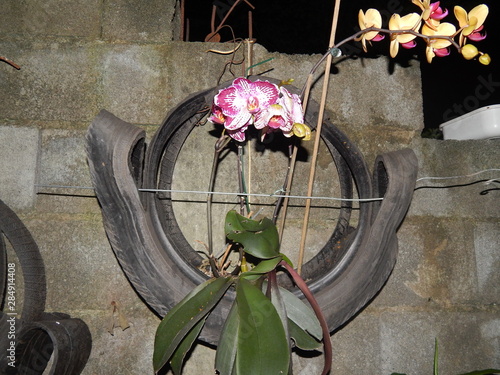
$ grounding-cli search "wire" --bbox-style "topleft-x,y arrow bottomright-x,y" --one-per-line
34,167 -> 500,202
416,169 -> 500,183
138,188 -> 383,202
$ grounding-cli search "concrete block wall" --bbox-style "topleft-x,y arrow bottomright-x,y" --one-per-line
1,1 -> 499,374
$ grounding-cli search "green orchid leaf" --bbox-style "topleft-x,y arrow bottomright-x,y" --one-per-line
277,286 -> 322,340
240,256 -> 282,279
215,301 -> 239,375
153,276 -> 233,373
224,210 -> 280,259
170,317 -> 206,375
288,318 -> 321,351
267,274 -> 292,372
236,278 -> 290,375
457,370 -> 500,375
280,253 -> 294,267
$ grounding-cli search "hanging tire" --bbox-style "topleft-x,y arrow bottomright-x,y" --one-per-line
87,77 -> 418,345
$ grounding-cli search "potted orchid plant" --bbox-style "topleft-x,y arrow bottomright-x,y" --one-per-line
152,1 -> 491,375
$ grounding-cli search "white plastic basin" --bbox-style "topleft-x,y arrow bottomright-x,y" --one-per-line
439,104 -> 500,140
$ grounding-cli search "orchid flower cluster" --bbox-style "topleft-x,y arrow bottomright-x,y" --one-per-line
209,77 -> 311,142
358,1 -> 490,65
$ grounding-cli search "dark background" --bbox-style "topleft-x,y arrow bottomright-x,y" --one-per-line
184,0 -> 499,137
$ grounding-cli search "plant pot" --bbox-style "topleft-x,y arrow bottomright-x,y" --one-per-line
439,104 -> 500,140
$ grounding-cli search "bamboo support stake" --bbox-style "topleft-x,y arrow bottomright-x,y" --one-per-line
297,0 -> 342,275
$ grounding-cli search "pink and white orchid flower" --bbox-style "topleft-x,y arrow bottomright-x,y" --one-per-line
254,87 -> 304,139
208,104 -> 225,125
213,78 -> 279,140
209,78 -> 309,142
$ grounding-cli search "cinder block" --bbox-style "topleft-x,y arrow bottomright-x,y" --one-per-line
38,129 -> 91,187
0,0 -> 101,38
329,314 -> 381,374
79,311 -> 159,375
374,217 -> 479,307
99,44 -> 171,125
102,0 -> 176,42
474,222 -> 500,303
0,41 -> 101,123
380,311 -> 500,374
323,56 -> 424,133
248,48 -> 425,135
26,215 -> 146,312
0,126 -> 40,209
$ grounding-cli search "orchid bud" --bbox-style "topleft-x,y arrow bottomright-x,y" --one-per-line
461,44 -> 479,60
292,123 -> 311,141
478,53 -> 491,65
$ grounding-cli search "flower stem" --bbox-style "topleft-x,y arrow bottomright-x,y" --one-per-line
237,144 -> 249,215
207,135 -> 230,258
301,26 -> 462,96
280,260 -> 332,375
272,143 -> 295,226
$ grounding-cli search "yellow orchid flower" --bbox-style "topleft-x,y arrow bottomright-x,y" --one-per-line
389,13 -> 422,58
358,9 -> 384,52
412,0 -> 449,29
454,4 -> 488,45
422,22 -> 456,62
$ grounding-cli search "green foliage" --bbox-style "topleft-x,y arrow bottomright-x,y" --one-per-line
275,284 -> 322,340
224,210 -> 280,259
239,256 -> 282,279
153,276 -> 233,373
214,302 -> 240,375
234,278 -> 290,375
153,211 -> 328,375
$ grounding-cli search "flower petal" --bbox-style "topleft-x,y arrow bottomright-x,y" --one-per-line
469,4 -> 488,29
215,87 -> 245,117
454,5 -> 468,27
251,81 -> 279,109
390,39 -> 400,58
434,47 -> 450,57
224,111 -> 252,130
426,46 -> 436,63
227,126 -> 248,142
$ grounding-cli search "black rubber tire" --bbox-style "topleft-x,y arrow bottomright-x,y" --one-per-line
87,78 -> 418,345
0,200 -> 93,375
12,313 -> 92,375
144,77 -> 417,334
0,199 -> 46,322
143,77 -> 374,293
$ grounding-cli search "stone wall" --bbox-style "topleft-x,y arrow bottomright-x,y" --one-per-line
1,1 -> 499,374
